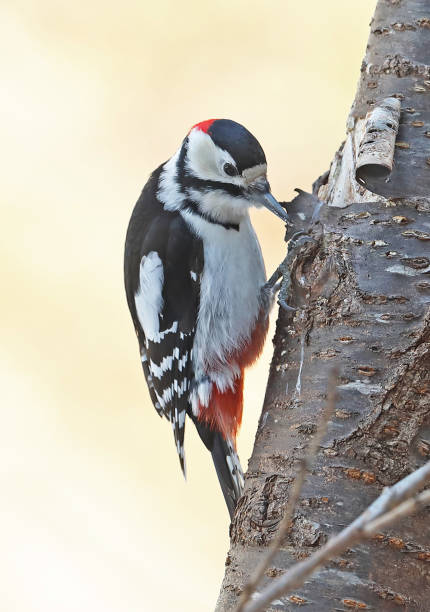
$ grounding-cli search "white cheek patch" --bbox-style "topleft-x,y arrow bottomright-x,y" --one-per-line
186,129 -> 244,186
134,251 -> 164,341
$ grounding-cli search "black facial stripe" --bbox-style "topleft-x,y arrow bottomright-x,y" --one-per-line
180,174 -> 243,198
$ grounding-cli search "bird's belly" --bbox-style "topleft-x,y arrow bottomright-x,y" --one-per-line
192,217 -> 266,386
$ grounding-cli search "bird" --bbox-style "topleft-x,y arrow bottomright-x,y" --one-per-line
124,119 -> 289,518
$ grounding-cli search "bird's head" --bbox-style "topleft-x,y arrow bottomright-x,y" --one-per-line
158,119 -> 289,226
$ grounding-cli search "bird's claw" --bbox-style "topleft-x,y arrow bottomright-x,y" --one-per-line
267,229 -> 317,312
278,298 -> 297,312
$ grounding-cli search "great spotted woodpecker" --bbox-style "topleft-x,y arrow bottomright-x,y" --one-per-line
124,119 -> 289,518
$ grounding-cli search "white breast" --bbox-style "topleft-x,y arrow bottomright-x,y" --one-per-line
181,211 -> 266,391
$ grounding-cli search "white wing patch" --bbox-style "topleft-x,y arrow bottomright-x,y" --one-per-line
135,251 -> 164,341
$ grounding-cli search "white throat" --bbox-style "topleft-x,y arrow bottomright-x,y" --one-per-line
187,188 -> 251,224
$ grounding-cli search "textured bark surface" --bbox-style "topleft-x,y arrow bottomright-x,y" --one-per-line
217,1 -> 430,610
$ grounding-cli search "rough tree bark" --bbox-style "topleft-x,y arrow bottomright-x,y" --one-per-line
217,1 -> 430,610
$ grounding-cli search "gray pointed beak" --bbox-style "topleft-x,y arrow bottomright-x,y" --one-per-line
248,178 -> 289,223
260,191 -> 290,223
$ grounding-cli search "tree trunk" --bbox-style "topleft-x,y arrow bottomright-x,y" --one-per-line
217,1 -> 430,610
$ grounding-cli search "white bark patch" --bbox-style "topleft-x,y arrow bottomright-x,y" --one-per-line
337,380 -> 383,395
293,333 -> 305,398
356,97 -> 401,181
386,264 -> 430,276
320,117 -> 385,208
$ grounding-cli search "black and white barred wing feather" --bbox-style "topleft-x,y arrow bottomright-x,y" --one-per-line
124,177 -> 202,475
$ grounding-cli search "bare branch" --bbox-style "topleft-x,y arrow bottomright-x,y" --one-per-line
236,368 -> 338,612
241,461 -> 430,612
363,489 -> 430,536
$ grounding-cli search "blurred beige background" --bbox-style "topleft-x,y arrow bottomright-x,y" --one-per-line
1,1 -> 375,610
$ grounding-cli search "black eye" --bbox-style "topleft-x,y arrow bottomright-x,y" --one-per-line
223,163 -> 238,177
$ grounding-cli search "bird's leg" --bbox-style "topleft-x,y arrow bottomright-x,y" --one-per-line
263,230 -> 316,311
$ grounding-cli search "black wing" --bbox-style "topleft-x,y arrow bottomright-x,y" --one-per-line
124,167 -> 203,474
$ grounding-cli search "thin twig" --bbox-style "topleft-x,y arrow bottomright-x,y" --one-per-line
363,489 -> 430,536
236,368 -> 338,612
241,461 -> 430,612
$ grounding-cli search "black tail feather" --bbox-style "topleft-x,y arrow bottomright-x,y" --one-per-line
211,432 -> 243,519
190,414 -> 244,519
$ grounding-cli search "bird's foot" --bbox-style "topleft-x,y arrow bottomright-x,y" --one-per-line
265,230 -> 317,311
